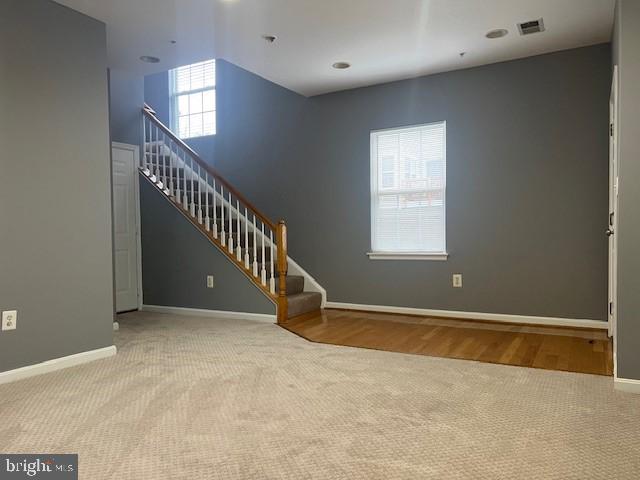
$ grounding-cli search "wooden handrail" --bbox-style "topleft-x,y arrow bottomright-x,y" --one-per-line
142,107 -> 277,231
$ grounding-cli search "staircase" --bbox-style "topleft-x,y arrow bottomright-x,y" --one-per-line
141,105 -> 322,323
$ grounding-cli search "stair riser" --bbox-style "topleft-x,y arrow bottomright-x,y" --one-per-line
286,292 -> 323,319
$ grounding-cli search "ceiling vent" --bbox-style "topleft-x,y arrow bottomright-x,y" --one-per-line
517,18 -> 545,36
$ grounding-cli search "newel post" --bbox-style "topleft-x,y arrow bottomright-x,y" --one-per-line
277,220 -> 288,324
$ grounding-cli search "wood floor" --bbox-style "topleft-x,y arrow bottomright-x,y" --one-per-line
282,309 -> 614,376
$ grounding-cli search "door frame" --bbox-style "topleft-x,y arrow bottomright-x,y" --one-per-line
112,142 -> 143,312
608,66 -> 619,347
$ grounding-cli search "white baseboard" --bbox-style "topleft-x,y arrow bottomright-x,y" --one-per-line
325,302 -> 607,330
141,305 -> 277,323
0,346 -> 117,386
614,377 -> 640,394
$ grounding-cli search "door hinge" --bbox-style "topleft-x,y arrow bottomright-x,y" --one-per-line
609,302 -> 614,315
610,123 -> 614,136
609,212 -> 615,226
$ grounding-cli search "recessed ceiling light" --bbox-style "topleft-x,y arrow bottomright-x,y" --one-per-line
140,55 -> 160,63
332,62 -> 351,70
485,29 -> 508,39
262,35 -> 277,43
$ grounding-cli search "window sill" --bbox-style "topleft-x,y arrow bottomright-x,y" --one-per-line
366,252 -> 449,261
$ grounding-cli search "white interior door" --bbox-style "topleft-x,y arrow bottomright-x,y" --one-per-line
608,66 -> 619,340
112,143 -> 141,313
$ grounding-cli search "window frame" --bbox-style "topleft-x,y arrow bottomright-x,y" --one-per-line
368,121 -> 448,261
169,59 -> 217,139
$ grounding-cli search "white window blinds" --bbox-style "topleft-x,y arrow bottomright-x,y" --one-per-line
370,122 -> 446,254
170,60 -> 216,138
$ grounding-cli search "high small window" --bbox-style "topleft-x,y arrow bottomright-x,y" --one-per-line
170,59 -> 216,138
369,122 -> 447,259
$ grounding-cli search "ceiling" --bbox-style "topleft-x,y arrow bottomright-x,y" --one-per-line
55,0 -> 615,97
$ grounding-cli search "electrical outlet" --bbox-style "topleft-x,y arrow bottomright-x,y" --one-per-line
2,310 -> 17,331
207,275 -> 215,288
452,274 -> 463,288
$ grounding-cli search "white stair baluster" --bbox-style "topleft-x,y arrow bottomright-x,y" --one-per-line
212,178 -> 218,239
227,191 -> 234,253
236,200 -> 242,261
244,207 -> 250,269
142,117 -> 148,173
161,133 -> 167,192
158,130 -> 164,188
269,230 -> 275,294
260,222 -> 267,286
252,215 -> 258,277
174,142 -> 181,202
190,158 -> 196,217
152,126 -> 158,182
197,164 -> 203,224
182,151 -> 188,210
168,139 -> 174,196
220,185 -> 226,247
204,172 -> 210,231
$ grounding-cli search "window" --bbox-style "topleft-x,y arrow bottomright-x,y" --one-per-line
369,122 -> 447,260
170,59 -> 216,138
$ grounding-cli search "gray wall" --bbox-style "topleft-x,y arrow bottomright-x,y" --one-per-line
108,68 -> 144,146
613,0 -> 640,380
145,45 -> 610,321
0,0 -> 114,372
140,178 -> 275,314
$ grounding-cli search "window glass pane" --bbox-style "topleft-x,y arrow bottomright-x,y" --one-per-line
203,111 -> 216,136
203,90 -> 216,112
189,92 -> 203,114
189,113 -> 203,137
177,94 -> 189,116
178,116 -> 189,138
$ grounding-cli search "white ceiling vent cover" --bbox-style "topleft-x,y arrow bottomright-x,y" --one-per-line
517,18 -> 545,36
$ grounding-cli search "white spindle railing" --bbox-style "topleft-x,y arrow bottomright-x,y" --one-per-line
205,171 -> 210,231
252,214 -> 258,277
244,208 -> 250,269
142,107 -> 287,318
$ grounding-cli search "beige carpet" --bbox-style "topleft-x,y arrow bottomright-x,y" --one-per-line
1,311 -> 639,479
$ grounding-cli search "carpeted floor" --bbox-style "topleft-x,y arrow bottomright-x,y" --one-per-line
1,311 -> 639,479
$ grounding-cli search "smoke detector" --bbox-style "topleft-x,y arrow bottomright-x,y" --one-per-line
517,18 -> 545,36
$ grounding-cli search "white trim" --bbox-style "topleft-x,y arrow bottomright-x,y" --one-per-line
0,346 -> 117,386
367,252 -> 448,261
141,305 -> 277,323
324,302 -> 607,329
614,377 -> 640,394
